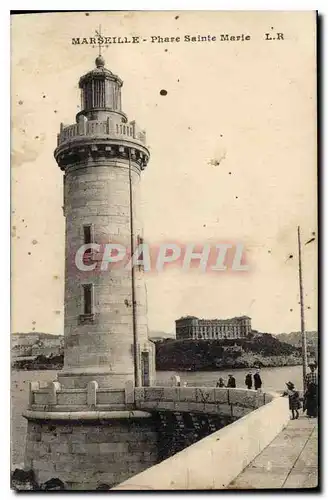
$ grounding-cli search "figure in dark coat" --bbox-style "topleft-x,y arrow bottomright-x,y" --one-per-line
253,369 -> 262,390
245,372 -> 252,389
227,374 -> 236,388
304,363 -> 318,418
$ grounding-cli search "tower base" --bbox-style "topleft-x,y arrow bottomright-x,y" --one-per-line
23,410 -> 158,490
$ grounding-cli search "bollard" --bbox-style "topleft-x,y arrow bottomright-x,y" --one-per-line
87,381 -> 98,408
125,380 -> 135,405
28,382 -> 40,408
48,382 -> 61,406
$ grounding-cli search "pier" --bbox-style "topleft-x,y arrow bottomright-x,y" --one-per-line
229,416 -> 318,489
112,390 -> 317,491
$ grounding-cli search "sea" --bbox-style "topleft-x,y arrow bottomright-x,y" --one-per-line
11,365 -> 302,468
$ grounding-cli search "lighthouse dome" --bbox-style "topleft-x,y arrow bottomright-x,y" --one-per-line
77,57 -> 126,121
95,55 -> 105,68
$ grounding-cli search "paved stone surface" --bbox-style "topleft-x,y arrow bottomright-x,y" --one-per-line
228,416 -> 318,490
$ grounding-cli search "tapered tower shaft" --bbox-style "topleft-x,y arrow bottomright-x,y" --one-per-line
54,56 -> 155,389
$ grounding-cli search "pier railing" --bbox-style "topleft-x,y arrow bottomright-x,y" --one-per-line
27,381 -> 130,412
27,380 -> 276,419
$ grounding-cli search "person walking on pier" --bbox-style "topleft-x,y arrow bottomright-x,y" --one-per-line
227,374 -> 236,388
304,362 -> 318,418
253,369 -> 262,391
285,381 -> 301,420
245,371 -> 252,389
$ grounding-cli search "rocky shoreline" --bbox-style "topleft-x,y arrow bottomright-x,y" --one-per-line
12,334 -> 303,372
11,354 -> 302,372
155,335 -> 302,371
176,355 -> 302,372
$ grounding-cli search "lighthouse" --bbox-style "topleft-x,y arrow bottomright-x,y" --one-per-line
23,57 -> 158,490
54,55 -> 155,389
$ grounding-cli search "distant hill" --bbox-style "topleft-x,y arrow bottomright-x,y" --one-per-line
274,331 -> 318,350
149,331 -> 175,341
12,332 -> 63,338
11,333 -> 64,353
155,332 -> 302,371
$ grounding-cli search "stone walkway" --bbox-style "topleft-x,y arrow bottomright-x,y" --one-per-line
228,416 -> 318,489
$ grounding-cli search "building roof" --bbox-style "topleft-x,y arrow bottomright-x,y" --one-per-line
176,316 -> 199,321
79,56 -> 123,87
176,315 -> 251,322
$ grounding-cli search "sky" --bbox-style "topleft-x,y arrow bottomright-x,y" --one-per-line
11,11 -> 317,336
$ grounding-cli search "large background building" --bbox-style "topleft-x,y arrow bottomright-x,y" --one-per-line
175,316 -> 252,340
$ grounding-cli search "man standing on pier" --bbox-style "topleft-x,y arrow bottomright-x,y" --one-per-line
227,374 -> 236,388
253,369 -> 262,391
304,362 -> 318,418
245,371 -> 253,390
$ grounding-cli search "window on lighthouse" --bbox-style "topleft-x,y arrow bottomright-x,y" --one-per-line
82,284 -> 93,315
83,224 -> 93,253
137,235 -> 144,271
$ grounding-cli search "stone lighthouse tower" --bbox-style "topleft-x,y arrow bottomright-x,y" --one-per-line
23,57 -> 158,490
55,54 -> 155,389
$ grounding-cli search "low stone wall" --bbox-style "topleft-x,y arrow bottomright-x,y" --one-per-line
27,381 -> 130,412
135,386 -> 271,419
28,382 -> 270,419
113,395 -> 289,490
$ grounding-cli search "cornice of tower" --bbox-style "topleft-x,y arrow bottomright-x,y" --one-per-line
54,137 -> 150,173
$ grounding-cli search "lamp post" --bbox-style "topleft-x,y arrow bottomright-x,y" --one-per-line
297,226 -> 307,392
128,147 -> 140,387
